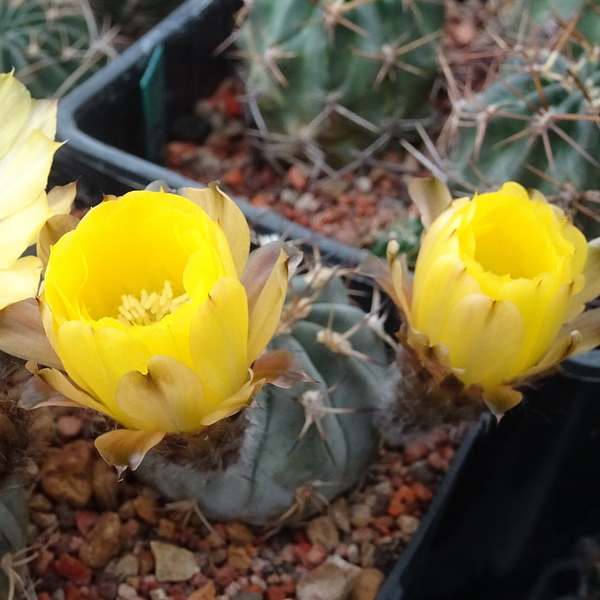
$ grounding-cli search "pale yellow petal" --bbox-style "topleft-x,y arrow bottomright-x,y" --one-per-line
115,355 -> 206,433
0,256 -> 42,310
46,182 -> 76,215
189,277 -> 249,408
0,73 -> 56,155
244,250 -> 288,364
0,130 -> 60,219
0,192 -> 53,267
0,298 -> 61,368
95,429 -> 165,472
407,176 -> 453,230
182,183 -> 250,278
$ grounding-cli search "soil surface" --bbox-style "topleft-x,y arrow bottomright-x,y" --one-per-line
18,395 -> 469,600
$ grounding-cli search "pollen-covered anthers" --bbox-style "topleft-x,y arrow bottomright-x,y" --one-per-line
117,281 -> 191,326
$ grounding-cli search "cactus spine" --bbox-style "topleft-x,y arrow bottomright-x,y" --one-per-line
136,269 -> 389,525
236,0 -> 444,172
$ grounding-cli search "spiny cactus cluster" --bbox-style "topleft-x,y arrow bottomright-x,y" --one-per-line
236,0 -> 444,175
88,0 -> 186,37
137,263 -> 390,525
0,0 -> 117,98
441,5 -> 600,238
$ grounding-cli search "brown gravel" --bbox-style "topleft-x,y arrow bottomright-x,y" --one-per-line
21,402 -> 469,600
165,78 -> 420,252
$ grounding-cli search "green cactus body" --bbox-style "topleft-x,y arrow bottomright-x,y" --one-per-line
0,0 -> 113,98
238,0 -> 444,166
0,476 -> 29,596
448,51 -> 600,202
136,274 -> 388,525
503,0 -> 600,48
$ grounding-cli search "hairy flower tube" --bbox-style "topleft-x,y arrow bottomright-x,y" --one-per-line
0,71 -> 72,310
32,186 -> 301,471
363,180 -> 600,413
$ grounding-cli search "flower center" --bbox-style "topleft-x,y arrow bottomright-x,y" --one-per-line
116,281 -> 190,326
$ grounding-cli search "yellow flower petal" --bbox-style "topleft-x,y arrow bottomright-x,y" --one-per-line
189,277 -> 249,409
95,429 -> 165,472
115,355 -> 206,433
182,183 -> 250,278
440,294 -> 525,386
35,367 -> 108,415
200,376 -> 263,427
243,248 -> 288,363
54,321 -> 151,428
483,385 -> 523,415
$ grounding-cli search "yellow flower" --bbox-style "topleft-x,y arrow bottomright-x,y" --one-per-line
35,185 -> 301,471
0,72 -> 72,310
362,179 -> 600,413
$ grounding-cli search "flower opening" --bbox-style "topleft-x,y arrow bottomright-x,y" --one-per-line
33,186 -> 301,471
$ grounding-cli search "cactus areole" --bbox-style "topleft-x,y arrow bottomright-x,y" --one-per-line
238,0 -> 444,168
449,51 -> 600,197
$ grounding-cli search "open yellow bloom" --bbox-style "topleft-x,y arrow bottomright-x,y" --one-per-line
412,182 -> 586,388
35,186 -> 298,470
363,179 -> 600,413
0,72 -> 71,310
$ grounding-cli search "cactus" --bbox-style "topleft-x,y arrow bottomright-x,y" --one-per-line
445,46 -> 600,236
136,269 -> 389,525
501,0 -> 600,47
0,0 -> 116,98
88,0 -> 186,36
236,0 -> 444,171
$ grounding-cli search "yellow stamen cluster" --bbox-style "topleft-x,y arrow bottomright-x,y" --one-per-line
117,281 -> 190,326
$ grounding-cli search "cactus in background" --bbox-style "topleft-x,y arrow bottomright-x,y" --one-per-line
445,45 -> 600,237
236,0 -> 444,172
88,0 -> 186,37
500,0 -> 600,47
0,0 -> 116,98
136,268 -> 389,525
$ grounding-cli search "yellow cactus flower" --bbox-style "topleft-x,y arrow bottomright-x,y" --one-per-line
0,72 -> 72,310
362,179 -> 600,414
33,186 -> 302,471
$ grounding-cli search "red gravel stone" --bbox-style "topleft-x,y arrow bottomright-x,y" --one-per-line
53,554 -> 92,585
75,510 -> 98,537
266,586 -> 287,600
213,564 -> 237,588
403,439 -> 431,465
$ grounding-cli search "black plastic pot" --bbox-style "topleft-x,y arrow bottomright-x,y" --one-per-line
377,350 -> 600,600
54,0 -> 368,267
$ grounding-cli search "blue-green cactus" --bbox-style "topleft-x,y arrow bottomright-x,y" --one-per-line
136,271 -> 389,525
